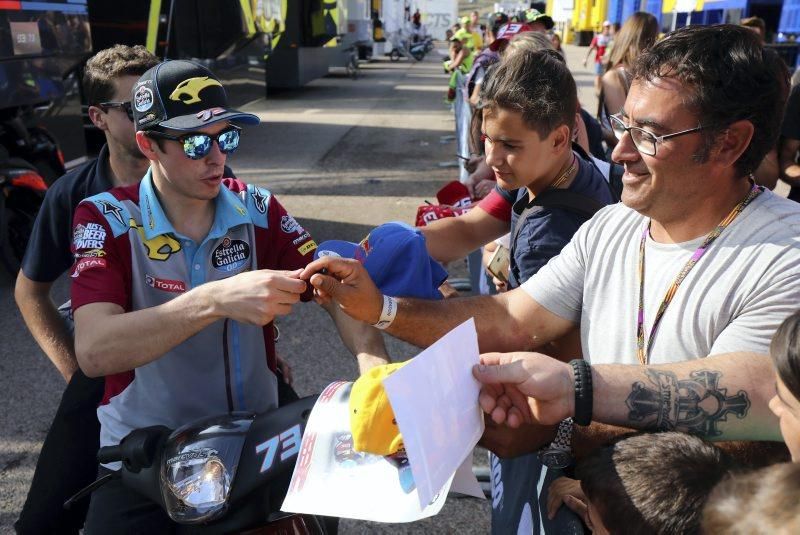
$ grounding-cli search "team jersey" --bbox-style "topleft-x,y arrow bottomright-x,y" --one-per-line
70,171 -> 317,459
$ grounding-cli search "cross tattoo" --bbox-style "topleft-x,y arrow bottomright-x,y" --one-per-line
626,369 -> 751,437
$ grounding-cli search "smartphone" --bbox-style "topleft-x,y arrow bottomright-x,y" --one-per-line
486,245 -> 510,283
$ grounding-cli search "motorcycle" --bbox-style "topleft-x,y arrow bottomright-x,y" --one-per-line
0,154 -> 48,275
389,38 -> 428,62
65,395 -> 328,534
0,114 -> 65,186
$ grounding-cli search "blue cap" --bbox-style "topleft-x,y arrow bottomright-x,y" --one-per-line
314,222 -> 448,300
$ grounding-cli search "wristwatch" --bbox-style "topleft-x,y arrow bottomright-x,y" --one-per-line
538,418 -> 574,470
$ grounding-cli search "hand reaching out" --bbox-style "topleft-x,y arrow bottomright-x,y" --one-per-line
472,352 -> 575,427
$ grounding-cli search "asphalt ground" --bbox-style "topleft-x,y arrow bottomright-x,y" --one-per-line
3,43 -> 782,533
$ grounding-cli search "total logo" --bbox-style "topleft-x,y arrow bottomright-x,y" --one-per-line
71,258 -> 106,278
145,274 -> 186,293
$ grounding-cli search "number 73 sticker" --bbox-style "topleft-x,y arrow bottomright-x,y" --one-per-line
255,424 -> 302,473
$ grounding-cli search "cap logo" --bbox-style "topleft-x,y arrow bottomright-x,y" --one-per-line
134,85 -> 154,113
169,76 -> 222,105
196,107 -> 226,122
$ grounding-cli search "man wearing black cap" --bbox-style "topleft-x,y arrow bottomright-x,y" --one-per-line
69,60 -> 379,530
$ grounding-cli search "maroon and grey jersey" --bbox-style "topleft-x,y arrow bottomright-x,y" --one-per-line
70,172 -> 317,460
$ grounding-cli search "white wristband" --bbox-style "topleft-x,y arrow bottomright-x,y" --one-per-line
373,295 -> 398,330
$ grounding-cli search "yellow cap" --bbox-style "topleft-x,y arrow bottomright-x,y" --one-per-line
349,362 -> 408,456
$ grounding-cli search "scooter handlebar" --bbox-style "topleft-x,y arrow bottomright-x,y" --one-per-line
97,445 -> 122,464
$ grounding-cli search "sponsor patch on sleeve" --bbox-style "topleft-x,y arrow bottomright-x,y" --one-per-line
71,258 -> 107,278
297,240 -> 317,256
73,222 -> 107,251
281,214 -> 304,235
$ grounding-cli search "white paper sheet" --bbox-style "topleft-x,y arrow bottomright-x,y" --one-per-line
382,318 -> 485,507
281,381 -> 451,523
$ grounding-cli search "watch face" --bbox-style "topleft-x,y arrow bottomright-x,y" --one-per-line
539,449 -> 572,470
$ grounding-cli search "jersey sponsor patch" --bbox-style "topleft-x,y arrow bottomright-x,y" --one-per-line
96,199 -> 126,226
71,257 -> 107,278
74,248 -> 106,259
281,214 -> 303,234
251,188 -> 268,214
73,222 -> 107,250
292,232 -> 311,245
298,240 -> 317,256
134,84 -> 154,113
130,218 -> 182,261
145,274 -> 187,293
212,236 -> 250,272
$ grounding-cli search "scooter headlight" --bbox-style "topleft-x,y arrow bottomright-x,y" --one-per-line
161,413 -> 255,523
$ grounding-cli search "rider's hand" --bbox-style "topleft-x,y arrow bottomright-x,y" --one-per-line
209,269 -> 306,325
472,352 -> 575,427
547,477 -> 589,522
299,257 -> 383,325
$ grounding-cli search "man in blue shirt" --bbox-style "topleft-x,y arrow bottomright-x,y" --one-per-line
14,45 -> 159,534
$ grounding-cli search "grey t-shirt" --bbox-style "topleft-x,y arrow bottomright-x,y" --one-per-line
522,189 -> 800,364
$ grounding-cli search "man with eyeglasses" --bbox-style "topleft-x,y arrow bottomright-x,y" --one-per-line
14,45 -> 160,534
301,25 -> 799,485
69,59 -> 382,531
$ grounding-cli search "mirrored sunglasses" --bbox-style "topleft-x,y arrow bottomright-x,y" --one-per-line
146,126 -> 241,160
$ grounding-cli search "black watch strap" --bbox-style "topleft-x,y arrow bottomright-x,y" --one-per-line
570,359 -> 593,426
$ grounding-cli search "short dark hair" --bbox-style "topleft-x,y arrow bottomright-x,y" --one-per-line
630,25 -> 789,176
770,310 -> 800,401
578,432 -> 734,535
480,48 -> 576,139
83,44 -> 160,105
703,462 -> 800,534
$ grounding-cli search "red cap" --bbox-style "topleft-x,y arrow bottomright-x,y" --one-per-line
489,23 -> 534,51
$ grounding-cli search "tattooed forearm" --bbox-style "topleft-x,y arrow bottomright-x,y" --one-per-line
625,369 -> 751,438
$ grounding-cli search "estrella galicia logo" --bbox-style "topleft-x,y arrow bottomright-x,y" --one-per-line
212,237 -> 250,272
280,214 -> 303,234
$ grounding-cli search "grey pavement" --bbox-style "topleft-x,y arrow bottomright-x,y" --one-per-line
0,43 -> 612,533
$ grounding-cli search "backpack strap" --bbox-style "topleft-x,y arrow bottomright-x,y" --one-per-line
510,189 -> 604,250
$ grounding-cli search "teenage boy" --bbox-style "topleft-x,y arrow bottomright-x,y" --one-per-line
71,59 -> 380,531
14,45 -> 159,534
476,48 -> 614,534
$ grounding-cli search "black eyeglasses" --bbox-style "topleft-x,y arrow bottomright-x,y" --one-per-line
145,126 -> 241,160
99,101 -> 134,121
609,114 -> 714,157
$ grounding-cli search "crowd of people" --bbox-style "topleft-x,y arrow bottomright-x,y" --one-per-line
9,10 -> 800,535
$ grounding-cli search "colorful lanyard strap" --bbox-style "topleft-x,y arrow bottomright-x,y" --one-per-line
635,182 -> 762,365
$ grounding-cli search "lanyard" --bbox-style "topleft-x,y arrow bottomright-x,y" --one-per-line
635,183 -> 762,365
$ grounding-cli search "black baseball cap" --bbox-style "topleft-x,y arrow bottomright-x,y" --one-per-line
132,60 -> 259,132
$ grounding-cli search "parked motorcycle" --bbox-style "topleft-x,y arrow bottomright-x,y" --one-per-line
0,114 -> 65,186
65,395 -> 327,534
389,38 -> 428,62
0,154 -> 48,275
